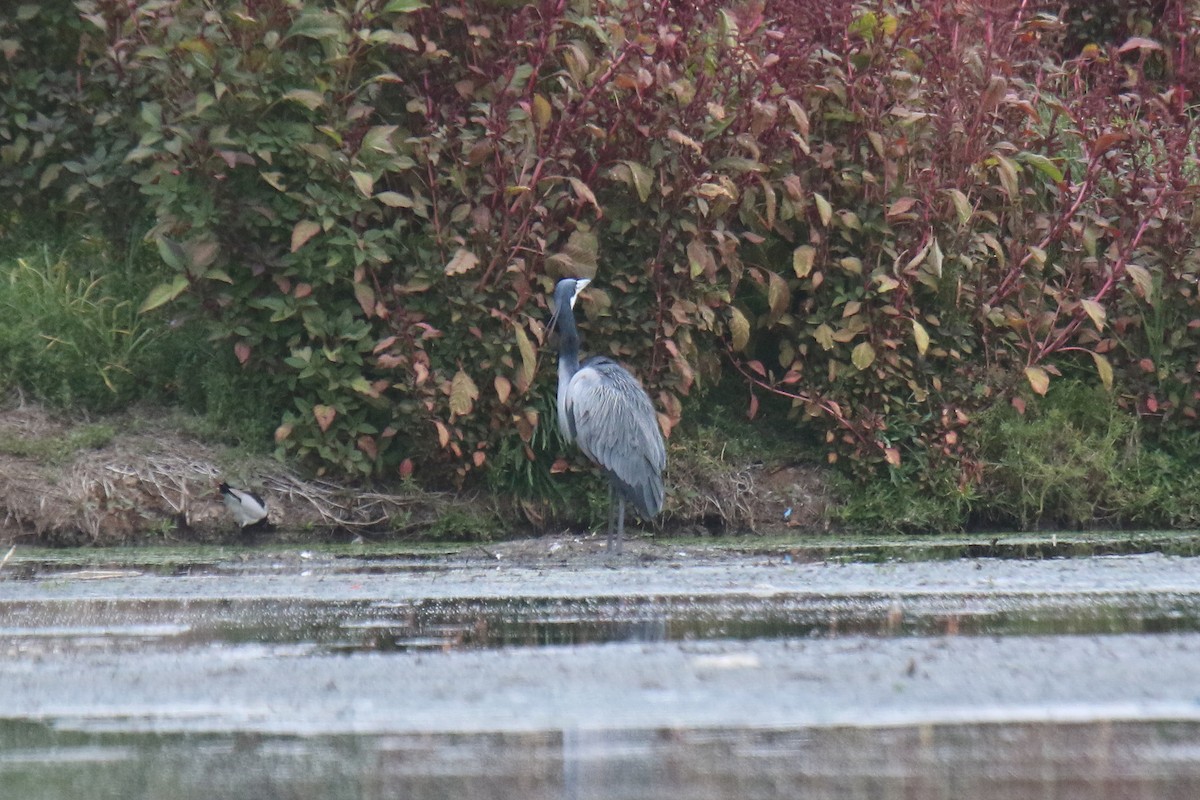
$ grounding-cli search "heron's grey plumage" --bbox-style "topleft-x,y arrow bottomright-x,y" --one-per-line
551,278 -> 666,552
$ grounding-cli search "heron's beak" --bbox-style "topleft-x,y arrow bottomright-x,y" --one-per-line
571,278 -> 590,307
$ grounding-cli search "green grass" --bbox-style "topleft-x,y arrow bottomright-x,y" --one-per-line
0,227 -> 279,451
0,423 -> 115,465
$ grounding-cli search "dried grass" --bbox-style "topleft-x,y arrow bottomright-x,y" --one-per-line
0,402 -> 437,545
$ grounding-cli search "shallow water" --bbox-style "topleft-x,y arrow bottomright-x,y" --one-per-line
3,546 -> 1200,798
4,719 -> 1200,800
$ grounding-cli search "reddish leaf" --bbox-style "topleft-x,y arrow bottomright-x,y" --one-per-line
290,220 -> 321,252
313,404 -> 336,432
433,420 -> 451,448
357,435 -> 377,461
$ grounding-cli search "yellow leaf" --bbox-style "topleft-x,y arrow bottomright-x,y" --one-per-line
814,324 -> 834,350
375,191 -> 413,208
349,170 -> 374,197
994,154 -> 1019,199
138,276 -> 189,313
1025,366 -> 1050,395
291,220 -> 321,253
1080,299 -> 1106,330
948,188 -> 972,225
282,88 -> 324,110
839,256 -> 863,274
792,245 -> 815,278
494,375 -> 512,404
912,319 -> 930,355
444,247 -> 479,276
926,237 -> 943,278
812,192 -> 832,227
449,369 -> 480,416
1125,264 -> 1153,300
884,447 -> 901,466
851,341 -> 876,370
688,239 -> 715,279
729,306 -> 751,351
1091,352 -> 1113,391
514,324 -> 535,392
532,93 -> 552,128
767,272 -> 790,321
868,131 -> 886,159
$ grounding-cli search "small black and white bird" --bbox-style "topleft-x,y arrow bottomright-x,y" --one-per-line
218,482 -> 270,531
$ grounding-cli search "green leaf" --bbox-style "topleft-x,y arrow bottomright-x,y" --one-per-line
156,237 -> 187,271
361,125 -> 398,155
616,160 -> 653,203
286,10 -> 344,41
1091,352 -> 1114,391
383,0 -> 428,11
1018,152 -> 1064,183
851,341 -> 876,370
139,276 -> 189,313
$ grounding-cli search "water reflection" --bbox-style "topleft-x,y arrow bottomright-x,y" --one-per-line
3,593 -> 1200,655
3,719 -> 1199,800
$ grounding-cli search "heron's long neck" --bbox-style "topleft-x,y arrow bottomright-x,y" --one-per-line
556,305 -> 581,442
556,305 -> 582,380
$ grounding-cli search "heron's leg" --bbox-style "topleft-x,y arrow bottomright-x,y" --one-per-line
607,482 -> 616,540
610,496 -> 625,554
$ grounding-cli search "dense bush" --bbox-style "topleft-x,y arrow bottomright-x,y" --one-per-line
2,0 -> 1199,523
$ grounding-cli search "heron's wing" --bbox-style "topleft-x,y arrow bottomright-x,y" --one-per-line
565,357 -> 667,517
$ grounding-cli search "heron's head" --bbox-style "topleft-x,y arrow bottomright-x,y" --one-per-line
549,278 -> 590,331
